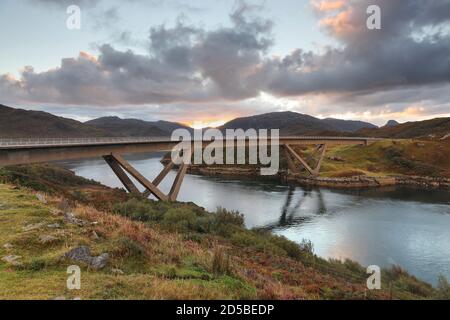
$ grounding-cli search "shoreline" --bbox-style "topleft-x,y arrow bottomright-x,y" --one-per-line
186,165 -> 450,190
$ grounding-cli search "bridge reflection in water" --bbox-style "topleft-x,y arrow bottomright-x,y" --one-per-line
258,186 -> 327,232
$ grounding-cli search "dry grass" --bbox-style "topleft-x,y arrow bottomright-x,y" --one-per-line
0,177 -> 440,300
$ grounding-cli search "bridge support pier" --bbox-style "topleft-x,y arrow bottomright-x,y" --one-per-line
103,152 -> 191,202
283,144 -> 327,177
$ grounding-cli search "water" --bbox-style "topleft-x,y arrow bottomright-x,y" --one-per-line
59,153 -> 450,286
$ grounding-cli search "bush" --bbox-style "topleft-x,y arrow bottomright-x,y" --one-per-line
161,208 -> 199,232
435,275 -> 450,300
298,238 -> 314,256
115,237 -> 147,258
113,198 -> 164,222
215,207 -> 244,227
212,246 -> 231,276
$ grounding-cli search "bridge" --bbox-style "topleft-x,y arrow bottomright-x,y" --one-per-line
0,136 -> 377,201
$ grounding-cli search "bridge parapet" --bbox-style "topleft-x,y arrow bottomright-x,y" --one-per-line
0,136 -> 379,148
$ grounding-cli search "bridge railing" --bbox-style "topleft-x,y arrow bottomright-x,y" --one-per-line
0,137 -> 173,147
0,136 -> 376,148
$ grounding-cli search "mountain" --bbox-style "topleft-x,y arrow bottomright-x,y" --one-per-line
219,111 -> 377,135
0,104 -> 111,138
383,120 -> 400,128
357,117 -> 450,139
85,117 -> 192,137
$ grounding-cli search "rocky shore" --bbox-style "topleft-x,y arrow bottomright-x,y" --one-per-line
186,165 -> 450,190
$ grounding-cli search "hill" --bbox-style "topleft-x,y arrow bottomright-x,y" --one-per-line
219,111 -> 377,135
0,164 -> 443,300
357,117 -> 450,139
0,104 -> 111,138
383,120 -> 400,128
85,117 -> 192,137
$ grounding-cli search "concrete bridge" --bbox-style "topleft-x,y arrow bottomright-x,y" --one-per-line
0,136 -> 377,201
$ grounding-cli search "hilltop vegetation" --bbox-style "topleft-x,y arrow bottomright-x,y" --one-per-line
0,164 -> 447,299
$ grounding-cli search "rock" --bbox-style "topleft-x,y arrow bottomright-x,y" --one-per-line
39,234 -> 58,244
91,253 -> 109,269
111,268 -> 124,275
64,212 -> 87,226
3,243 -> 13,249
92,231 -> 100,239
416,142 -> 426,147
2,255 -> 22,266
65,246 -> 91,262
36,193 -> 47,204
328,156 -> 345,162
50,209 -> 64,216
64,246 -> 109,270
22,223 -> 44,232
52,296 -> 66,300
47,223 -> 61,229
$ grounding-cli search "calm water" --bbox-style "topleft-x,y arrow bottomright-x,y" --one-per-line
59,153 -> 450,286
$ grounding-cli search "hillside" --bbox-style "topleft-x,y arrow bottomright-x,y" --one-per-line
0,164 -> 444,300
220,112 -> 377,135
0,105 -> 111,138
317,140 -> 450,178
85,117 -> 192,137
357,117 -> 450,139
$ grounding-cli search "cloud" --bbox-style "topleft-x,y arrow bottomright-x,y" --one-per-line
263,0 -> 450,97
2,0 -> 450,123
1,3 -> 273,105
29,0 -> 102,8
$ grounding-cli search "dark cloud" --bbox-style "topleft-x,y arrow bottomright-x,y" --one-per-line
3,0 -> 450,115
2,3 -> 273,105
263,0 -> 450,97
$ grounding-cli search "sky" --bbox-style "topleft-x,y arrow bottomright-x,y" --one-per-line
0,0 -> 450,127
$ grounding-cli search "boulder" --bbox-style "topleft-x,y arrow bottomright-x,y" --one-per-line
64,246 -> 109,270
2,255 -> 22,266
64,212 -> 87,226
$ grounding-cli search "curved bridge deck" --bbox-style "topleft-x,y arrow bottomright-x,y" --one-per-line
0,136 -> 379,201
0,136 -> 376,166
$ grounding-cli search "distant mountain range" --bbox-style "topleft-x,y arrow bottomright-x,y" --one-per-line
0,104 -> 110,138
219,111 -> 377,135
85,117 -> 191,137
358,117 -> 450,139
0,104 -> 448,139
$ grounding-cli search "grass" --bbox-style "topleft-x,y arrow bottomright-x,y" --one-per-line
0,164 -> 447,300
289,140 -> 450,178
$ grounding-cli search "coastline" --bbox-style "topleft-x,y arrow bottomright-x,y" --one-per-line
186,165 -> 450,190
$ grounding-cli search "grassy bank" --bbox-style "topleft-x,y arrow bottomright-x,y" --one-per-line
298,139 -> 450,178
188,139 -> 450,186
0,164 -> 448,300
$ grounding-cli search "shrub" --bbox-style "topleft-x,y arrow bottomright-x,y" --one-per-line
435,275 -> 450,300
298,238 -> 314,256
161,207 -> 199,232
115,237 -> 147,258
215,207 -> 244,227
113,198 -> 164,222
212,246 -> 231,276
265,233 -> 304,259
